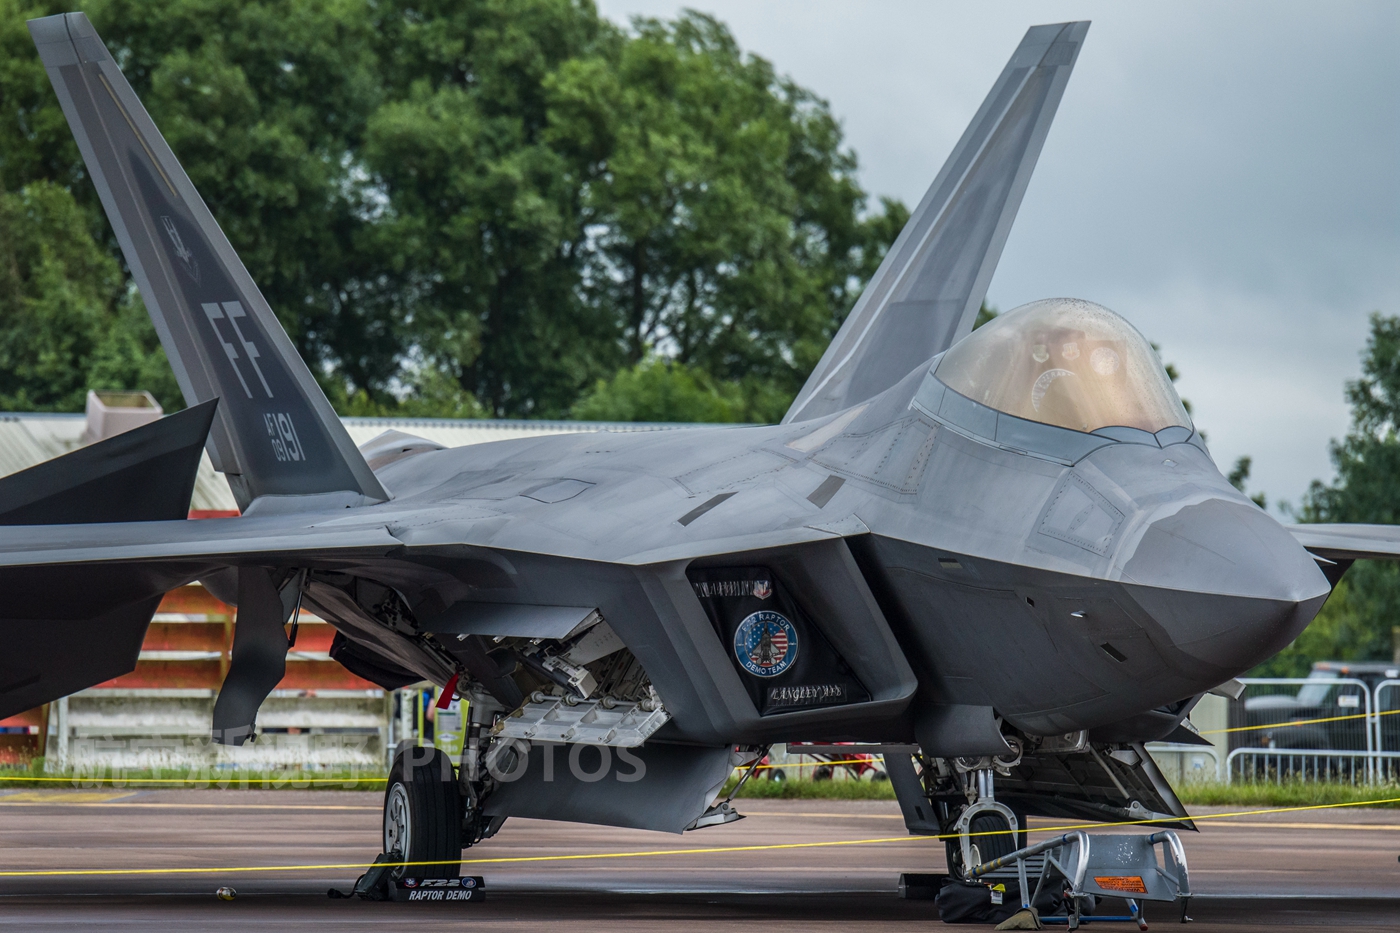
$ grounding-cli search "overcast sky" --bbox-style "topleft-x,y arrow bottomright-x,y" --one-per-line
596,0 -> 1400,514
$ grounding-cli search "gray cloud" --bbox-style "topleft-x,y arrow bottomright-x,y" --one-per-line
598,1 -> 1400,511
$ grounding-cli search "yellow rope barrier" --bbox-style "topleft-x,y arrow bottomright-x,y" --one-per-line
0,775 -> 384,785
1197,706 -> 1400,735
0,757 -> 879,787
754,757 -> 875,771
3,704 -> 1396,790
0,794 -> 1397,879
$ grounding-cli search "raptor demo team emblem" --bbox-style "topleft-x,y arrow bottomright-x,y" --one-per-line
733,611 -> 798,677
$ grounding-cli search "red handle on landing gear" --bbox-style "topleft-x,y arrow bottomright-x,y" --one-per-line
435,673 -> 459,709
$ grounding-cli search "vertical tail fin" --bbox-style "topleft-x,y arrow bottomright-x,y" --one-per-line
29,13 -> 387,509
784,21 -> 1089,424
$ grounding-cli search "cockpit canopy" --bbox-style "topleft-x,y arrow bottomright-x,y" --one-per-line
935,298 -> 1190,434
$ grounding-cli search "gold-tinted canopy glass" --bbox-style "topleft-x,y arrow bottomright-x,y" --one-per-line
935,298 -> 1191,434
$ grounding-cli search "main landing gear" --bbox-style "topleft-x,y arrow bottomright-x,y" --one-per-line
346,690 -> 512,901
332,744 -> 467,901
383,745 -> 462,878
379,691 -> 508,873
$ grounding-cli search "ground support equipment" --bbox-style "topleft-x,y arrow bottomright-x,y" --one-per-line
968,829 -> 1191,930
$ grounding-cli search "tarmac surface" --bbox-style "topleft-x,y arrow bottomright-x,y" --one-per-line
0,787 -> 1396,930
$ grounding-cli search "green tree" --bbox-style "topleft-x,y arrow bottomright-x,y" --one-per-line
572,359 -> 743,423
1227,455 -> 1267,510
0,1 -> 906,421
362,0 -> 622,417
1,0 -> 397,408
0,181 -> 179,410
91,0 -> 394,391
548,12 -> 904,421
1256,312 -> 1400,676
972,301 -> 997,330
0,0 -> 89,195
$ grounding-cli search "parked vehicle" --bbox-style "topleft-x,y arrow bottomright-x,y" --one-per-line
1237,663 -> 1395,751
1314,662 -> 1400,754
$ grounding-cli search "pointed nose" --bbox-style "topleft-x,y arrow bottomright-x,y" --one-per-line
1120,497 -> 1331,670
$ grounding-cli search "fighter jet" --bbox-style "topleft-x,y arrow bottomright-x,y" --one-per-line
15,13 -> 1398,879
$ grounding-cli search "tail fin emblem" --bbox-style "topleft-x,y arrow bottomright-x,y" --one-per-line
201,302 -> 274,399
159,215 -> 200,283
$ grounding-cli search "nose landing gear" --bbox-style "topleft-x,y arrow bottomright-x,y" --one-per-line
950,766 -> 1025,878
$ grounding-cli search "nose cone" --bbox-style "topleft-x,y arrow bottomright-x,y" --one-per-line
1120,497 -> 1331,670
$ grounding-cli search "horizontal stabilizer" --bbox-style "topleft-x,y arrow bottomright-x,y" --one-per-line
0,400 -> 216,525
785,21 -> 1089,423
0,594 -> 160,719
0,560 -> 200,719
28,13 -> 387,509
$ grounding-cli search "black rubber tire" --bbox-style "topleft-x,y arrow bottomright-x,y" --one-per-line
384,747 -> 463,878
769,768 -> 787,782
969,811 -> 1018,862
946,805 -> 1029,880
812,765 -> 833,781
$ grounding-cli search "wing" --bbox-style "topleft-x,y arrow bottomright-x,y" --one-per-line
784,21 -> 1089,424
28,13 -> 386,509
1287,523 -> 1400,562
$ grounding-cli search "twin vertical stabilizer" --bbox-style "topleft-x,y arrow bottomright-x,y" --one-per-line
784,21 -> 1089,424
29,13 -> 387,509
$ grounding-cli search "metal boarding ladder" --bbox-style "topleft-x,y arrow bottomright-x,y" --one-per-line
968,830 -> 1191,930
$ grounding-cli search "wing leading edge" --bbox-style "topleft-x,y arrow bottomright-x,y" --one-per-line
784,21 -> 1089,424
1288,524 -> 1400,563
28,13 -> 387,510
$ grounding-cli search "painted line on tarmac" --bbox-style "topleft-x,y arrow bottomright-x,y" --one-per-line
0,837 -> 932,878
0,776 -> 385,785
1202,819 -> 1400,831
0,800 -> 378,811
745,810 -> 902,819
1,800 -> 1394,830
1,796 -> 1398,879
0,792 -> 137,803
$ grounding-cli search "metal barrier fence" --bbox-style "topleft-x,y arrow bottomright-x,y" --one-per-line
1143,743 -> 1221,786
1223,677 -> 1400,784
1376,680 -> 1400,783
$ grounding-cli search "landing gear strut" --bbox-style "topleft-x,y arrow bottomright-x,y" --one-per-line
458,692 -> 509,845
945,754 -> 1025,880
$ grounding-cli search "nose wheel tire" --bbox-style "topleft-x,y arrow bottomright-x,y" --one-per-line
383,746 -> 463,878
946,808 -> 1027,881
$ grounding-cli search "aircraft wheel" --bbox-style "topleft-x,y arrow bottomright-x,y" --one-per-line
383,746 -> 463,878
946,808 -> 1026,880
768,768 -> 787,782
872,770 -> 889,782
812,765 -> 833,781
968,810 -> 1018,862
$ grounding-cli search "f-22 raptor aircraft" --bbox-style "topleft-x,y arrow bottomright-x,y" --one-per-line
14,13 -> 1400,879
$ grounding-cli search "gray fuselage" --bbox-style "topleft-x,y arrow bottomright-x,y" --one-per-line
343,355 -> 1330,746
